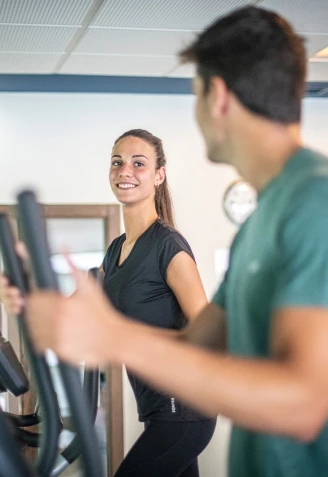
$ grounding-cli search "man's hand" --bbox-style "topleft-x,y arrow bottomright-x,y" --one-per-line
26,268 -> 127,367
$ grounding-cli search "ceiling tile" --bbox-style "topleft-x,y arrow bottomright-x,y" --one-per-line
168,62 -> 195,78
260,0 -> 328,34
2,1 -> 328,81
91,0 -> 249,30
307,60 -> 328,82
0,52 -> 62,73
0,0 -> 93,25
0,25 -> 79,52
306,34 -> 328,57
60,53 -> 178,76
75,28 -> 196,56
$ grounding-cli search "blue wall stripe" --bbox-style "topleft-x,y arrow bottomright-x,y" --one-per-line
0,74 -> 327,97
0,74 -> 193,94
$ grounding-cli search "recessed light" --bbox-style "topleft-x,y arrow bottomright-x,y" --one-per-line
314,46 -> 328,58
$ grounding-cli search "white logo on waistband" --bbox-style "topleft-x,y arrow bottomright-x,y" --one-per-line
171,398 -> 176,413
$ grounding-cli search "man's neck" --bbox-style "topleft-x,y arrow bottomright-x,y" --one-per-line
230,110 -> 302,191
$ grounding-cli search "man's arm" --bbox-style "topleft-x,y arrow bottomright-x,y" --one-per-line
27,277 -> 327,438
155,302 -> 226,351
117,305 -> 328,442
178,302 -> 226,351
27,279 -> 328,442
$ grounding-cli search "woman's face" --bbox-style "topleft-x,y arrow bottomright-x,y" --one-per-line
109,136 -> 165,205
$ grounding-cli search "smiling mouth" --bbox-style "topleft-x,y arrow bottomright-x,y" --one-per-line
116,183 -> 137,189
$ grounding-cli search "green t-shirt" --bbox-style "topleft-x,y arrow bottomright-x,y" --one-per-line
213,147 -> 328,477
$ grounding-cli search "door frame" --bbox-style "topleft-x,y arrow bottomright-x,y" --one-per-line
0,203 -> 123,476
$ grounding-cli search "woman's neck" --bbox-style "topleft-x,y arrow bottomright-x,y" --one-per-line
123,202 -> 158,244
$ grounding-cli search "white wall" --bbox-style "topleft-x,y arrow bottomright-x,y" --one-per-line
0,92 -> 238,295
1,93 -> 328,477
302,98 -> 328,153
0,91 -> 237,477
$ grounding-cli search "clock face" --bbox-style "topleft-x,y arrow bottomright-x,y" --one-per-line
223,180 -> 257,226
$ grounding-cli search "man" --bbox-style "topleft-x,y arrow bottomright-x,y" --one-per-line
5,6 -> 328,477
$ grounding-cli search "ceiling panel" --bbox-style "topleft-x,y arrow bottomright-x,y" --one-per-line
75,28 -> 196,56
0,0 -> 93,25
307,61 -> 328,82
0,25 -> 79,52
1,1 -> 328,81
306,34 -> 328,57
91,0 -> 249,30
0,52 -> 62,73
168,62 -> 196,78
60,53 -> 179,76
260,0 -> 328,34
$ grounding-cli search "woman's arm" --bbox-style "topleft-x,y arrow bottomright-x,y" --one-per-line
165,251 -> 226,350
166,251 -> 208,320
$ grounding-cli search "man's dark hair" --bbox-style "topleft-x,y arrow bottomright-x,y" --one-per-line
180,6 -> 306,123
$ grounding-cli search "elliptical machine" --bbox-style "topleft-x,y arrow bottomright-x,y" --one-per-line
0,190 -> 105,477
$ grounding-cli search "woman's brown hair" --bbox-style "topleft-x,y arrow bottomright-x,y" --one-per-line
114,129 -> 175,227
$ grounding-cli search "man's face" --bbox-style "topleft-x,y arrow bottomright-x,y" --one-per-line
193,75 -> 229,165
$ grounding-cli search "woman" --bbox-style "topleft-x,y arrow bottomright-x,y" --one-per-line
0,129 -> 216,477
103,129 -> 216,477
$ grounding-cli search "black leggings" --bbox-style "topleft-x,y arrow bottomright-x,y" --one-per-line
114,418 -> 216,477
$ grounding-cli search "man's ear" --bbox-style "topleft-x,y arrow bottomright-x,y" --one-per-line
209,77 -> 230,119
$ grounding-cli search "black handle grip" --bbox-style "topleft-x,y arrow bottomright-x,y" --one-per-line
0,214 -> 28,293
17,190 -> 104,477
0,338 -> 29,396
17,191 -> 57,290
60,268 -> 100,466
0,408 -> 35,477
0,212 -> 62,477
4,411 -> 41,428
13,427 -> 40,448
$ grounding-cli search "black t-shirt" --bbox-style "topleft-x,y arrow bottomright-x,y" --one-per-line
102,219 -> 206,421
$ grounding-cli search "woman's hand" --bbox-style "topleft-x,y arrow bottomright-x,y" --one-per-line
0,242 -> 29,315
